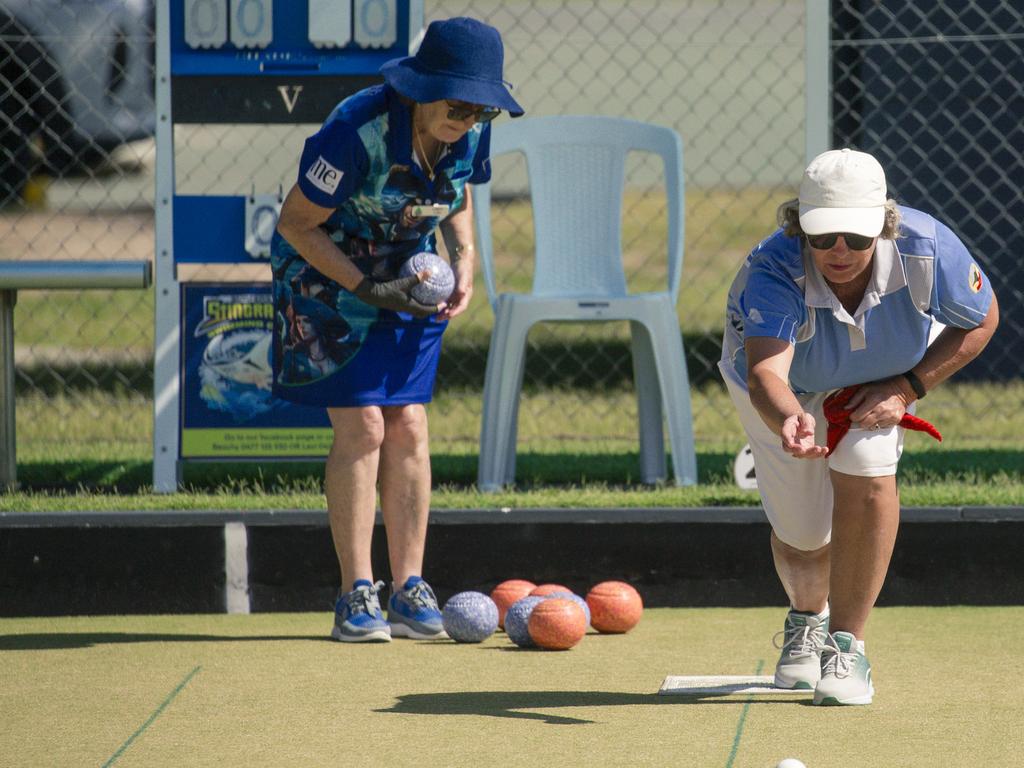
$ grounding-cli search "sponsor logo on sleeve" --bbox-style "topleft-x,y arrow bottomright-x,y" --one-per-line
305,155 -> 343,195
969,262 -> 983,293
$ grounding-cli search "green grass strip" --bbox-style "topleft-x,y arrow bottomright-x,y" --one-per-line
5,447 -> 1023,512
102,665 -> 201,767
725,659 -> 764,768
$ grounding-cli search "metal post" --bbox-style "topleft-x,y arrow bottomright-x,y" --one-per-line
0,289 -> 18,490
805,0 -> 832,163
153,0 -> 181,493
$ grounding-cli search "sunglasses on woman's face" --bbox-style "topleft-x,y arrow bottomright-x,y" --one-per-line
805,232 -> 876,250
445,101 -> 502,123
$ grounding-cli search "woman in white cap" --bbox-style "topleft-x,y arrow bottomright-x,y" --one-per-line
719,148 -> 999,704
271,17 -> 523,643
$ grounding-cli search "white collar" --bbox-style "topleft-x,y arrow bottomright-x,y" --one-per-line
803,238 -> 907,318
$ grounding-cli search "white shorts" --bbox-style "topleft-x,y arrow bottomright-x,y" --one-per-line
720,364 -> 909,552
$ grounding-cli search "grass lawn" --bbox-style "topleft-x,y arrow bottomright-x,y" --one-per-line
5,381 -> 1023,512
4,451 -> 1024,512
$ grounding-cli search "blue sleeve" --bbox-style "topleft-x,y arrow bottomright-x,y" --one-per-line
741,249 -> 808,345
295,119 -> 368,209
468,123 -> 492,184
931,220 -> 993,329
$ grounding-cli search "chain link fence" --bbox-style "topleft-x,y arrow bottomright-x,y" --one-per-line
831,0 -> 1023,383
2,1 -> 1020,475
1,0 -> 156,465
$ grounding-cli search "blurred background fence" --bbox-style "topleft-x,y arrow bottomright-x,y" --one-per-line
2,1 -> 1021,475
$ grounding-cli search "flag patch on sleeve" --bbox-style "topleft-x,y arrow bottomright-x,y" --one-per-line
969,262 -> 983,293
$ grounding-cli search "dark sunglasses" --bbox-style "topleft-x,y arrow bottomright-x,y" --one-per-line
806,232 -> 876,250
445,101 -> 501,123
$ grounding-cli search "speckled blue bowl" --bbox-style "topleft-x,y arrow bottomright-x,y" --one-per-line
442,591 -> 499,643
504,595 -> 546,647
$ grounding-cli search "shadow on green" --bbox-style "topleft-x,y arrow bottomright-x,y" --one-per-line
376,689 -> 805,724
0,632 -> 328,651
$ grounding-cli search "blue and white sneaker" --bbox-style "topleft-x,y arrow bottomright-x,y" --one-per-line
331,579 -> 391,643
388,576 -> 447,640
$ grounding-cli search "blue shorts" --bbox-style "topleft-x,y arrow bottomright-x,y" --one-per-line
270,237 -> 447,408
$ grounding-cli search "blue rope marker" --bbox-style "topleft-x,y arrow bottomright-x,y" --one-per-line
725,660 -> 764,768
102,665 -> 202,767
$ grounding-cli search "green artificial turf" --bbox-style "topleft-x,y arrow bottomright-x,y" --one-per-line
1,607 -> 1020,767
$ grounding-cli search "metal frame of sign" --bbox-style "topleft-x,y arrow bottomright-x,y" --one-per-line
154,0 -> 423,491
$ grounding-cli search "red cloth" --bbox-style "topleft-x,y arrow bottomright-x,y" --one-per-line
822,385 -> 942,456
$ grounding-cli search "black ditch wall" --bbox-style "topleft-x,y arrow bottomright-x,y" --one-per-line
2,520 -> 1022,616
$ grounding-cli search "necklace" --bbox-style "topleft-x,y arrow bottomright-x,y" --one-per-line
412,109 -> 444,179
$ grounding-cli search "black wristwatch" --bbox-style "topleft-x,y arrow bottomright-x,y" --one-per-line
902,370 -> 927,399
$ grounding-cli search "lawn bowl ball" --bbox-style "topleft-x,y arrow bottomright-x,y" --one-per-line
442,591 -> 498,643
491,579 -> 537,629
545,591 -> 591,626
776,760 -> 807,768
585,581 -> 644,634
529,583 -> 572,597
400,251 -> 455,305
504,595 -> 545,648
528,598 -> 587,650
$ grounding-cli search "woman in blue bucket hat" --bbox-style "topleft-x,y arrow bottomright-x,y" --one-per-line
272,17 -> 523,643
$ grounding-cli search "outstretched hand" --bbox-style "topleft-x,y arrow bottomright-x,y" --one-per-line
780,412 -> 829,459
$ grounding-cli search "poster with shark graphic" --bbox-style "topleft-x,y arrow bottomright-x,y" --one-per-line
179,283 -> 331,458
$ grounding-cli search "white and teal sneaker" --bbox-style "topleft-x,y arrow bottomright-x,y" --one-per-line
773,608 -> 830,690
331,580 -> 391,643
813,630 -> 874,705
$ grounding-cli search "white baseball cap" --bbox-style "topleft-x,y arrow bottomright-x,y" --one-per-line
798,149 -> 887,236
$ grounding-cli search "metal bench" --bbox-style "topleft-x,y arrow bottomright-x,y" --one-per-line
0,260 -> 152,489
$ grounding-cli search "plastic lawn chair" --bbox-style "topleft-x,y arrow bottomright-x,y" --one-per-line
473,115 -> 698,491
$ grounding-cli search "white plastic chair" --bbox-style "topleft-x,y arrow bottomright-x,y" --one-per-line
474,116 -> 698,491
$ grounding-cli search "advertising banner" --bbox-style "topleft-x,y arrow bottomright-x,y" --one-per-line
179,283 -> 331,458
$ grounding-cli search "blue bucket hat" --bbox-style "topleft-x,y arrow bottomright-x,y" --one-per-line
380,17 -> 524,117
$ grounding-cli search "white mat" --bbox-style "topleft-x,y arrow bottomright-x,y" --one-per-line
658,675 -> 809,696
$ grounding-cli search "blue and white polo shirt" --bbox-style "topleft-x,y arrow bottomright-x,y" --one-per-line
720,206 -> 993,394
